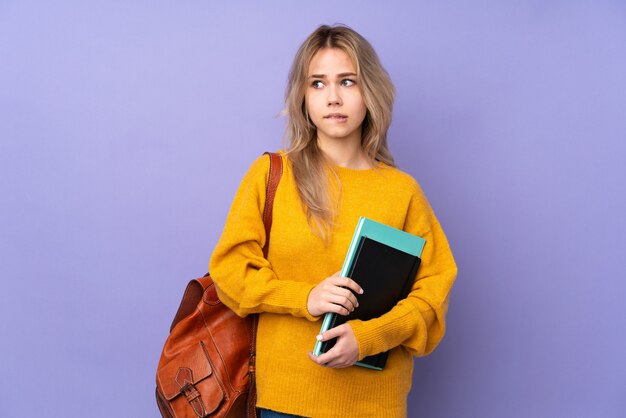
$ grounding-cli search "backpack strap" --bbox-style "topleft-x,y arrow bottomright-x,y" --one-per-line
169,152 -> 283,332
262,151 -> 283,255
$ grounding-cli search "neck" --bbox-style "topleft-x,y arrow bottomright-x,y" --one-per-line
316,133 -> 372,170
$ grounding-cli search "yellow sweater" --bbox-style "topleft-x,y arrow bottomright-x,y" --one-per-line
209,152 -> 457,418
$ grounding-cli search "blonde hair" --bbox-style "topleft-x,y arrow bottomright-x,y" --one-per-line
284,24 -> 395,239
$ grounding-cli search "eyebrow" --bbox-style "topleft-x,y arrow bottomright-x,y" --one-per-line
308,72 -> 358,79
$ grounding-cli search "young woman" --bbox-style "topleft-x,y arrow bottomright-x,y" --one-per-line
209,24 -> 457,418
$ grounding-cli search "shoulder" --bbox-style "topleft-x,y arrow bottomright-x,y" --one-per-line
246,153 -> 272,177
378,163 -> 425,197
378,164 -> 436,222
247,151 -> 287,174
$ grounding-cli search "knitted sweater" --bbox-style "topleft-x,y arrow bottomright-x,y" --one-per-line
209,152 -> 457,418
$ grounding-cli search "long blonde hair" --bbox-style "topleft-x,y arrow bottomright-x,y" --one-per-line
284,24 -> 395,239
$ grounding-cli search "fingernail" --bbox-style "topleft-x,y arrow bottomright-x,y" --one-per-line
359,289 -> 364,294
316,334 -> 323,341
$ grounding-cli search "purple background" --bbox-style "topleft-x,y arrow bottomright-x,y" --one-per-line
1,1 -> 625,417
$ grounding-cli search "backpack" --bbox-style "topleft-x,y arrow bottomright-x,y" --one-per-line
155,152 -> 283,417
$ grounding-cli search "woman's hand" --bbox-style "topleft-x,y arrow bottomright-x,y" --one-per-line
308,324 -> 359,368
307,271 -> 363,317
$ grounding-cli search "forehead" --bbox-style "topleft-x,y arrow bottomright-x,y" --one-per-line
307,48 -> 356,76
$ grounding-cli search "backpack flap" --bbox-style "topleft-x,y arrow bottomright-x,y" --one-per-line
157,341 -> 224,416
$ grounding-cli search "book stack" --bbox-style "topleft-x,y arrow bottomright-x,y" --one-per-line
312,217 -> 425,370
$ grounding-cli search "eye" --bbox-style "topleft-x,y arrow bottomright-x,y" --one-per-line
341,79 -> 356,87
311,80 -> 325,89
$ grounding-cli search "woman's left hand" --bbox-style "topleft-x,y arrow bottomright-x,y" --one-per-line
307,324 -> 359,368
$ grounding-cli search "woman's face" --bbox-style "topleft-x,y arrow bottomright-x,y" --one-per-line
305,48 -> 367,147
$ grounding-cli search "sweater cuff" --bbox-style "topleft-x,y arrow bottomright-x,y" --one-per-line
301,286 -> 320,321
347,319 -> 377,360
348,303 -> 421,360
294,283 -> 319,321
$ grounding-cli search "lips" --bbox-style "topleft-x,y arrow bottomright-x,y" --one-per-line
324,113 -> 348,120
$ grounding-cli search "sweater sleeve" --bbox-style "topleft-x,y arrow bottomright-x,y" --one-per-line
348,183 -> 458,358
209,155 -> 317,320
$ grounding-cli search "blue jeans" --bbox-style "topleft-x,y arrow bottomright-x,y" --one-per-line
259,408 -> 305,418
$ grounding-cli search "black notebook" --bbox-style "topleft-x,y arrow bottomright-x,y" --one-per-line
319,236 -> 421,370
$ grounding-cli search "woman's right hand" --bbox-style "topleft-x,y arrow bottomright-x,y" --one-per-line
307,272 -> 363,317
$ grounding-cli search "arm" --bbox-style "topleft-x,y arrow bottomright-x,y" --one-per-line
347,184 -> 458,359
209,155 -> 317,319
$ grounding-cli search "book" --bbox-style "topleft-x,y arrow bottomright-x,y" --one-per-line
312,217 -> 426,370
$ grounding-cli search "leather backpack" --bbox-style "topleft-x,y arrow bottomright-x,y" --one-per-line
156,152 -> 283,418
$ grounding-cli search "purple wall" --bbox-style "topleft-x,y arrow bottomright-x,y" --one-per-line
1,1 -> 625,417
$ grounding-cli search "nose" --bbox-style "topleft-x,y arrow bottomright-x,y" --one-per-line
327,84 -> 342,106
